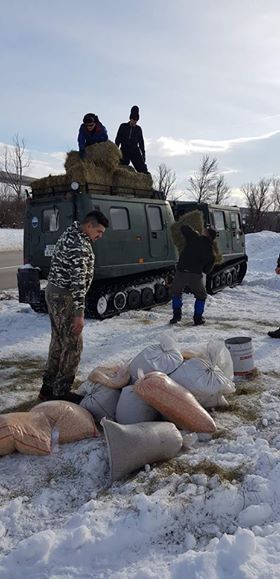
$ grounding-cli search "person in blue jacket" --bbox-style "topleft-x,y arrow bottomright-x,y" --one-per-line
78,113 -> 108,159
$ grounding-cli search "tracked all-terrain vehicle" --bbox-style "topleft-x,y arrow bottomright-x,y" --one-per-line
18,181 -> 177,318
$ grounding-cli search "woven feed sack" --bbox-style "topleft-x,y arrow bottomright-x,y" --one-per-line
134,371 -> 216,433
171,210 -> 204,253
129,335 -> 183,383
80,383 -> 121,422
112,167 -> 153,193
85,141 -> 122,171
30,400 -> 99,444
0,412 -> 52,456
115,385 -> 161,424
101,418 -> 183,483
88,364 -> 130,389
170,358 -> 235,409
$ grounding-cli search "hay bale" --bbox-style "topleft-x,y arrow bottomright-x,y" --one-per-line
171,209 -> 223,265
64,151 -> 80,173
84,141 -> 122,171
112,167 -> 153,193
171,210 -> 204,253
67,161 -> 113,187
32,174 -> 69,191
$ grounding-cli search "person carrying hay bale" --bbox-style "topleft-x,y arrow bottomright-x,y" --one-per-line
78,113 -> 108,159
170,224 -> 217,326
115,105 -> 148,174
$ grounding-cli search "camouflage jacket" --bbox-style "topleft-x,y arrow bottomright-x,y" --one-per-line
48,221 -> 94,314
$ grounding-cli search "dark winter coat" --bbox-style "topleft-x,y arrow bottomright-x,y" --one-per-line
115,122 -> 145,160
78,122 -> 108,154
177,225 -> 215,274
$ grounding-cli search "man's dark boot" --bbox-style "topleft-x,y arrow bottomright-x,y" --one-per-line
268,328 -> 280,338
38,383 -> 54,401
170,308 -> 182,325
193,314 -> 205,326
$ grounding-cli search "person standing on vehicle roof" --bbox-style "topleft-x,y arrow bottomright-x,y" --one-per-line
170,224 -> 217,326
267,254 -> 280,338
39,211 -> 109,403
78,113 -> 108,159
115,105 -> 148,173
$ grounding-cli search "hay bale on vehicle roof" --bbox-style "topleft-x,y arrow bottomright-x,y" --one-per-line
67,161 -> 113,187
64,141 -> 121,175
32,174 -> 69,191
112,166 -> 153,193
85,141 -> 122,171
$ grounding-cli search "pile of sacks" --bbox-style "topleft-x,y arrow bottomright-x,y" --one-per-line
0,401 -> 99,456
77,336 -> 235,481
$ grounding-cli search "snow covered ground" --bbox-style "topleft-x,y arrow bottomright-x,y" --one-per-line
0,228 -> 23,251
1,231 -> 280,578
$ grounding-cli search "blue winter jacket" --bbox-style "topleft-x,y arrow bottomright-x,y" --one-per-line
78,122 -> 108,155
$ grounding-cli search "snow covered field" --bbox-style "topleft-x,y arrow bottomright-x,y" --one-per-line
0,229 -> 23,251
1,231 -> 280,578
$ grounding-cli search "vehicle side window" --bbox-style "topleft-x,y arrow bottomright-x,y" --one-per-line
213,210 -> 226,230
42,208 -> 59,232
110,207 -> 130,230
231,213 -> 241,230
147,206 -> 163,231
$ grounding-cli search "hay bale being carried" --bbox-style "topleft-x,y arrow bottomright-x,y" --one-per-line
171,210 -> 204,253
170,209 -> 223,265
112,166 -> 153,194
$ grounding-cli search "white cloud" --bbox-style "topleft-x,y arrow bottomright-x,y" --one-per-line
147,130 -> 280,157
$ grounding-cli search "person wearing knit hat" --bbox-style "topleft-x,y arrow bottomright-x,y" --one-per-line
78,113 -> 108,159
115,105 -> 148,173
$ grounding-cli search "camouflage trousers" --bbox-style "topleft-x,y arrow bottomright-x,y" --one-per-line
43,285 -> 83,396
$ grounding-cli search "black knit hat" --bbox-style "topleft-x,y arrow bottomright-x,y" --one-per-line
83,113 -> 98,124
129,105 -> 139,121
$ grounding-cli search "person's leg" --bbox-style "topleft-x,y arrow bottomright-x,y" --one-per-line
39,287 -> 63,399
186,273 -> 208,325
130,149 -> 148,173
170,271 -> 188,324
120,148 -> 130,166
52,294 -> 83,397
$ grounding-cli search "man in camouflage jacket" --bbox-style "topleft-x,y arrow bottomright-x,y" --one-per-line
39,211 -> 109,403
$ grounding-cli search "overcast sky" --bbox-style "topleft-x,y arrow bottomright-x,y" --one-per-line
1,0 -> 280,201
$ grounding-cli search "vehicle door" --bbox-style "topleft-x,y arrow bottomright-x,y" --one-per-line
146,204 -> 169,258
27,198 -> 74,271
211,209 -> 230,257
230,211 -> 245,255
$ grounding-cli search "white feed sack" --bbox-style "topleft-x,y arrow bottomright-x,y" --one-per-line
115,385 -> 160,424
129,335 -> 183,383
101,418 -> 183,483
170,357 -> 235,408
80,383 -> 121,422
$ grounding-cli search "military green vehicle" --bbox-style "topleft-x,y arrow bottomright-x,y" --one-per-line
17,181 -> 177,318
171,200 -> 247,293
17,178 -> 247,318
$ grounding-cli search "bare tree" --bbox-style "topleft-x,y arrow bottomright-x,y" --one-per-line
187,155 -> 218,202
271,176 -> 280,211
241,177 -> 273,231
0,134 -> 31,200
153,163 -> 177,199
213,173 -> 230,205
